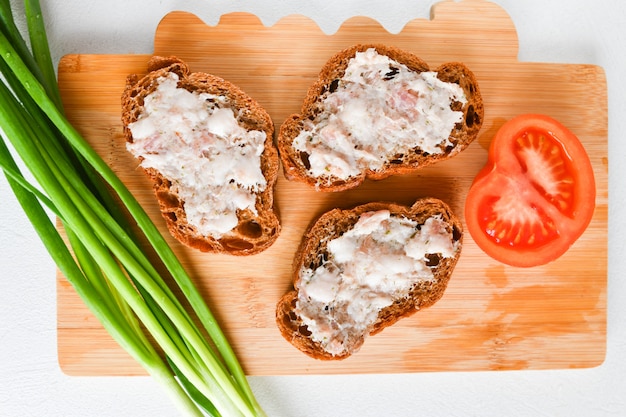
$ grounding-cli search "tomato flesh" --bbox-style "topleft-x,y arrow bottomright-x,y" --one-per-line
465,114 -> 595,268
513,129 -> 576,218
478,194 -> 559,249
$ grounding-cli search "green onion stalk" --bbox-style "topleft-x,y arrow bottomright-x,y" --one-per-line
0,1 -> 267,416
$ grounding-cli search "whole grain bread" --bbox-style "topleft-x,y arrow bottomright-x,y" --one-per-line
121,56 -> 280,255
276,198 -> 463,360
278,44 -> 484,191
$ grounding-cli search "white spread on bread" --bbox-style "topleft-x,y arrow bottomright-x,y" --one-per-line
292,47 -> 467,181
127,73 -> 267,238
295,210 -> 459,356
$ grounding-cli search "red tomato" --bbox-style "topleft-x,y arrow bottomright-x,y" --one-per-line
465,114 -> 596,267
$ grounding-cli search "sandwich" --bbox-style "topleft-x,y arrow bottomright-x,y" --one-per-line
276,198 -> 463,360
121,56 -> 280,255
278,44 -> 483,191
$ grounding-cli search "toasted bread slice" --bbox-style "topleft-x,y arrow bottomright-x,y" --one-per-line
276,198 -> 463,360
278,44 -> 484,191
121,56 -> 280,255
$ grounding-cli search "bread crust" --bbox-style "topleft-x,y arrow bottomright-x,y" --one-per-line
277,44 -> 484,191
276,198 -> 463,360
121,56 -> 280,255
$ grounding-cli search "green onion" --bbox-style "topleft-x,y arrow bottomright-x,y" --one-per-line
0,1 -> 266,416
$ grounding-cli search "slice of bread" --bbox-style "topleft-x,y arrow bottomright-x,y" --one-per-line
276,198 -> 463,360
121,56 -> 280,255
278,44 -> 484,191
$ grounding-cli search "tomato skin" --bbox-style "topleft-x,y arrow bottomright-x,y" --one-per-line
465,114 -> 595,268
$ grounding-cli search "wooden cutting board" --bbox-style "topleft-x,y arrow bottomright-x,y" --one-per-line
56,0 -> 608,376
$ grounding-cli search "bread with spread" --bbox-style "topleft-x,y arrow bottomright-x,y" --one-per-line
276,198 -> 463,360
278,44 -> 484,191
121,56 -> 280,255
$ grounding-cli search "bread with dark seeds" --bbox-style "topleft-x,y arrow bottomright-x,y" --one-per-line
121,56 -> 280,255
276,197 -> 463,360
278,44 -> 484,191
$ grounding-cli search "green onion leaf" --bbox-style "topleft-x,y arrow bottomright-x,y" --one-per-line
0,2 -> 267,415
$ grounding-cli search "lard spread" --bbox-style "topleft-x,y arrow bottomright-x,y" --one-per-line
127,73 -> 267,238
292,48 -> 467,181
295,210 -> 459,355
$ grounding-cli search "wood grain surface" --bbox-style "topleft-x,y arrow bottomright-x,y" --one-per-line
56,0 -> 608,376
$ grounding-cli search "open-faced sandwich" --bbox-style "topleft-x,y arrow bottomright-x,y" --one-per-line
122,56 -> 280,255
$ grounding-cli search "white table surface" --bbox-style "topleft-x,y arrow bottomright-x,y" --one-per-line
1,0 -> 624,416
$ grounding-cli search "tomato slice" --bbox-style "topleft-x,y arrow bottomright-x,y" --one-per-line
465,114 -> 595,267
